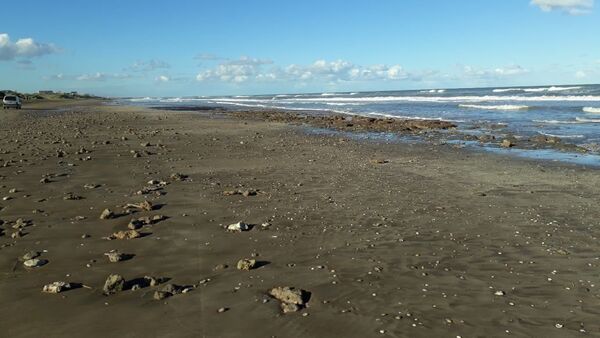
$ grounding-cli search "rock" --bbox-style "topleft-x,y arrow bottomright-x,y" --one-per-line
494,290 -> 506,296
22,250 -> 40,261
161,283 -> 183,295
23,258 -> 48,268
144,276 -> 160,287
501,139 -> 515,148
100,208 -> 115,219
40,177 -> 50,184
24,258 -> 48,268
217,307 -> 228,313
11,230 -> 23,239
104,250 -> 124,262
109,230 -> 141,240
269,286 -> 307,306
127,218 -> 144,230
227,221 -> 251,232
237,259 -> 257,270
42,281 -> 71,294
242,190 -> 257,197
281,302 -> 300,313
153,291 -> 171,300
84,184 -> 100,189
103,274 -> 125,295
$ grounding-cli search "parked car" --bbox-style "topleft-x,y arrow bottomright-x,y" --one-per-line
3,95 -> 22,109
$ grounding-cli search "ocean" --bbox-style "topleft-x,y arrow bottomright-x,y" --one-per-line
123,84 -> 600,165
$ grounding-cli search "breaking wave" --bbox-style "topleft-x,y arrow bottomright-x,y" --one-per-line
583,107 -> 600,114
459,104 -> 529,110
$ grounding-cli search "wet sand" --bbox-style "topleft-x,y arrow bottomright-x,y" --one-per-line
1,101 -> 600,337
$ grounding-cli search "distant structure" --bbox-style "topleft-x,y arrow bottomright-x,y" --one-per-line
70,91 -> 78,95
39,90 -> 54,94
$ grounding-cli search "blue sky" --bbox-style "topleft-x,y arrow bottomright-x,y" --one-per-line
1,0 -> 599,96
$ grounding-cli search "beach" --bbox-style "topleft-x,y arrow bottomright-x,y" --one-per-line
2,100 -> 600,337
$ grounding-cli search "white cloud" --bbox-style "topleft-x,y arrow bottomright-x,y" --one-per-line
127,59 -> 170,72
74,72 -> 132,81
462,65 -> 529,78
531,0 -> 594,14
156,75 -> 170,82
196,57 -> 421,84
0,33 -> 59,61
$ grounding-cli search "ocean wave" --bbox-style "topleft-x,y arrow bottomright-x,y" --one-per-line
212,101 -> 350,115
367,112 -> 460,122
492,86 -> 582,93
537,131 -> 584,139
523,86 -> 582,92
532,119 -> 582,124
459,104 -> 529,110
583,107 -> 600,114
575,117 -> 600,123
420,89 -> 446,93
492,88 -> 523,93
277,95 -> 600,103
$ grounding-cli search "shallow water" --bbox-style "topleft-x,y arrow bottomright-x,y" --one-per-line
122,84 -> 600,166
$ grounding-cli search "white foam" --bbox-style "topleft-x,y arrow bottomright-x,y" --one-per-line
459,104 -> 529,110
576,117 -> 600,123
537,131 -> 584,139
277,95 -> 600,103
523,86 -> 582,92
583,107 -> 600,114
492,88 -> 523,93
533,119 -> 582,124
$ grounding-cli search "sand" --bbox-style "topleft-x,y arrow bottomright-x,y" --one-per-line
1,100 -> 600,337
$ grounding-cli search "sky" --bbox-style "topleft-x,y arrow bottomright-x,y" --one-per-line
1,0 -> 599,97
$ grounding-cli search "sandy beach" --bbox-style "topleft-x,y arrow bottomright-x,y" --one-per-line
1,100 -> 600,337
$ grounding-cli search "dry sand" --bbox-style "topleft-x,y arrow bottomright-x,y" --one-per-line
1,101 -> 600,337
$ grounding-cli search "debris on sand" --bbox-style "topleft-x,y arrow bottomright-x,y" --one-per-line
104,250 -> 125,263
24,258 -> 48,268
170,173 -> 188,181
125,200 -> 154,211
12,218 -> 31,229
128,215 -> 164,229
42,281 -> 72,294
100,208 -> 116,220
108,229 -> 141,240
370,159 -> 389,164
226,221 -> 251,232
84,184 -> 100,189
63,192 -> 83,200
269,287 -> 310,314
236,259 -> 257,270
223,189 -> 258,197
103,274 -> 125,295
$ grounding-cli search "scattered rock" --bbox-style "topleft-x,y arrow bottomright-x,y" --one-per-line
22,251 -> 40,261
501,139 -> 515,148
268,286 -> 309,313
24,258 -> 48,268
170,173 -> 187,181
63,192 -> 83,200
104,250 -> 124,263
125,200 -> 154,211
370,159 -> 389,164
109,229 -> 141,240
103,274 -> 125,295
227,221 -> 251,232
237,259 -> 257,271
42,281 -> 72,294
100,208 -> 115,220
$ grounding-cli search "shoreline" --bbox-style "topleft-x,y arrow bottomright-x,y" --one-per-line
1,101 -> 600,337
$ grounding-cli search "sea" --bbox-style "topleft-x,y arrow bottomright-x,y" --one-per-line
122,84 -> 600,166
